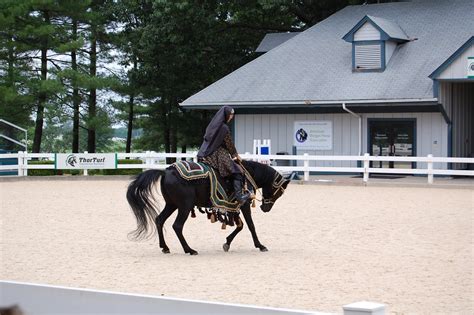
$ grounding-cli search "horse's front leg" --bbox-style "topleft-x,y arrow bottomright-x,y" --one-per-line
155,203 -> 177,254
241,203 -> 268,252
223,216 -> 244,252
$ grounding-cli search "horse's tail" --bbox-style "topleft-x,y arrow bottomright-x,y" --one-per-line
126,169 -> 165,241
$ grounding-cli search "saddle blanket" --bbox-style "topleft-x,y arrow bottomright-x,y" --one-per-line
170,161 -> 240,213
172,160 -> 209,181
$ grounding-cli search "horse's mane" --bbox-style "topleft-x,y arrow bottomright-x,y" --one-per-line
241,160 -> 275,186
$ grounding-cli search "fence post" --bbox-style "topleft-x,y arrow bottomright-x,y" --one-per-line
303,153 -> 309,181
192,151 -> 197,163
145,151 -> 151,169
17,151 -> 24,177
151,151 -> 157,167
343,301 -> 386,315
427,154 -> 434,184
23,151 -> 28,176
363,153 -> 370,183
83,151 -> 88,176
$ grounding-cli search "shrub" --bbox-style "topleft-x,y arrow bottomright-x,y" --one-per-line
102,159 -> 142,175
27,160 -> 61,176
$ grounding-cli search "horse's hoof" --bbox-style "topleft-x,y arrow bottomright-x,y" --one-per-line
162,248 -> 170,254
188,250 -> 198,256
223,243 -> 230,252
259,246 -> 268,252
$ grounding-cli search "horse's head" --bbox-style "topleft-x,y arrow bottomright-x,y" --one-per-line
240,160 -> 290,212
260,171 -> 290,212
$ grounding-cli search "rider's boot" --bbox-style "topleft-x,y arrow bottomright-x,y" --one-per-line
233,173 -> 250,205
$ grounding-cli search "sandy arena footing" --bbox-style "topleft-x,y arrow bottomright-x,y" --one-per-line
0,179 -> 472,314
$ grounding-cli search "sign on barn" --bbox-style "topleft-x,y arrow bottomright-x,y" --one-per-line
468,57 -> 474,78
293,121 -> 333,150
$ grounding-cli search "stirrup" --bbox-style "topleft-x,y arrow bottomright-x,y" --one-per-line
237,192 -> 250,205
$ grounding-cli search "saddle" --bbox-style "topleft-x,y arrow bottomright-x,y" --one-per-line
170,161 -> 243,213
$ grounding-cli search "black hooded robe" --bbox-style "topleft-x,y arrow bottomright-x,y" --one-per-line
197,106 -> 240,177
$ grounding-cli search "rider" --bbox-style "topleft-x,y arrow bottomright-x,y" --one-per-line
197,106 -> 250,205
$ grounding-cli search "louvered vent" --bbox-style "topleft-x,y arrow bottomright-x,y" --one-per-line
355,44 -> 381,69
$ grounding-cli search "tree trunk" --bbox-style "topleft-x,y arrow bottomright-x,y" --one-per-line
170,117 -> 177,154
162,108 -> 170,153
125,57 -> 137,153
32,11 -> 50,153
169,100 -> 178,164
125,93 -> 134,153
7,40 -> 14,86
71,19 -> 80,153
87,25 -> 97,153
5,39 -> 16,151
181,145 -> 186,161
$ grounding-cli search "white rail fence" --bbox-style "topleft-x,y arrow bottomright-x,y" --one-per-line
1,281 -> 325,315
0,151 -> 473,184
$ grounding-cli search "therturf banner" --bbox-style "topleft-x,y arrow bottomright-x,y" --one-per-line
55,153 -> 117,169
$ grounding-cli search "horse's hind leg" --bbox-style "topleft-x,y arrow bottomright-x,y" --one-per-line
223,216 -> 244,252
155,203 -> 177,254
173,206 -> 198,255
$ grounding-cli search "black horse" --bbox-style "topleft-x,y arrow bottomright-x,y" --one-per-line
126,160 -> 290,255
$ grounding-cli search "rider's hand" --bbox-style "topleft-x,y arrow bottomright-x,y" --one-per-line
235,155 -> 242,162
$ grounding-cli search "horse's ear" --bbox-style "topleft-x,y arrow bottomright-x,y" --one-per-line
283,180 -> 290,189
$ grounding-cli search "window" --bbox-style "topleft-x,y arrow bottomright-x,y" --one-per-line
354,43 -> 382,70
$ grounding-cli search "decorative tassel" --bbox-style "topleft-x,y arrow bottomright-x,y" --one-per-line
217,212 -> 224,223
252,199 -> 256,208
210,213 -> 216,223
221,222 -> 226,230
191,209 -> 196,218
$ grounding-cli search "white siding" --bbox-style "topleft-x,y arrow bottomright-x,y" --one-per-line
354,22 -> 381,41
355,44 -> 381,69
385,41 -> 397,65
438,43 -> 474,79
234,112 -> 449,169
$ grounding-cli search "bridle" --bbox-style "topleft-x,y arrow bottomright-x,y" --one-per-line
262,172 -> 286,205
239,161 -> 285,205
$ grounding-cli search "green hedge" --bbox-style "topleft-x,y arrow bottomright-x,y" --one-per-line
27,159 -> 142,176
28,160 -> 60,176
103,159 -> 142,175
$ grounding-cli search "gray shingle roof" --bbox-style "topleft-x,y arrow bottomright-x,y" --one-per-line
366,15 -> 409,41
255,32 -> 300,53
181,0 -> 474,108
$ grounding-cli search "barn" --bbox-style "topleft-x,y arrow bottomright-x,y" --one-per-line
181,0 -> 474,170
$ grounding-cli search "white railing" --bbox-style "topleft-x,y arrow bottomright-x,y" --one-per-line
0,151 -> 473,184
0,281 -> 324,315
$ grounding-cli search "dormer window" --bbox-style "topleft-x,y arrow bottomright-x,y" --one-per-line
343,15 -> 409,72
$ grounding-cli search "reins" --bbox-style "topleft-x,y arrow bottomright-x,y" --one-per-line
236,160 -> 260,206
237,160 -> 286,206
237,160 -> 258,192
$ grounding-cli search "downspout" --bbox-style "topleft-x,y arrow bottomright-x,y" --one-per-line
342,103 -> 362,156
